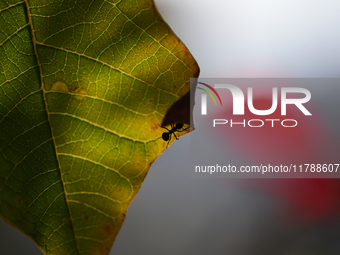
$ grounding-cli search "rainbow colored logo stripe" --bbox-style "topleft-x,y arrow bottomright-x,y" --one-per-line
197,82 -> 223,106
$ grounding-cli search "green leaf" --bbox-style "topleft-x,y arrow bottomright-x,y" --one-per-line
0,0 -> 199,254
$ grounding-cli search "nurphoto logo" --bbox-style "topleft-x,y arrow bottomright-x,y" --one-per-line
197,82 -> 312,128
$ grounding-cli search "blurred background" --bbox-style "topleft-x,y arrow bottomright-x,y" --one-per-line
1,0 -> 340,254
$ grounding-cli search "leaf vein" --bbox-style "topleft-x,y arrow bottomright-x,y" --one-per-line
23,0 -> 81,252
68,199 -> 117,220
58,153 -> 126,179
36,42 -> 179,97
0,23 -> 29,47
0,1 -> 25,13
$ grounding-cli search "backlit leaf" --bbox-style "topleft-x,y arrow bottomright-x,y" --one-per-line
0,0 -> 199,254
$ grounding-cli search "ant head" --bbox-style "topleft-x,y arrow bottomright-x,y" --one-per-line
162,132 -> 170,141
175,123 -> 184,129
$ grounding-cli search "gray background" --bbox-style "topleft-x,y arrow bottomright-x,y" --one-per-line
1,0 -> 340,254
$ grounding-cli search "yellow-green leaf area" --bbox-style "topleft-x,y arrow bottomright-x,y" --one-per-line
0,0 -> 199,254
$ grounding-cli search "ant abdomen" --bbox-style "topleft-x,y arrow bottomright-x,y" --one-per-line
162,133 -> 170,141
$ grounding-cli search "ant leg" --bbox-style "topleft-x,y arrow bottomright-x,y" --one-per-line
159,124 -> 170,132
173,133 -> 179,140
166,134 -> 172,148
179,125 -> 191,132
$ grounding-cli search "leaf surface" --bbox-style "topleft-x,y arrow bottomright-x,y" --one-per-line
0,0 -> 199,254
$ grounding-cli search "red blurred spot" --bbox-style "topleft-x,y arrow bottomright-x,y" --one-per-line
215,91 -> 339,222
244,178 -> 340,223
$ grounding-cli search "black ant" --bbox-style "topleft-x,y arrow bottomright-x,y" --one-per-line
159,123 -> 190,148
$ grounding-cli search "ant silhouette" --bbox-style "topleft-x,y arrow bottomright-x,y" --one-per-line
159,123 -> 190,148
